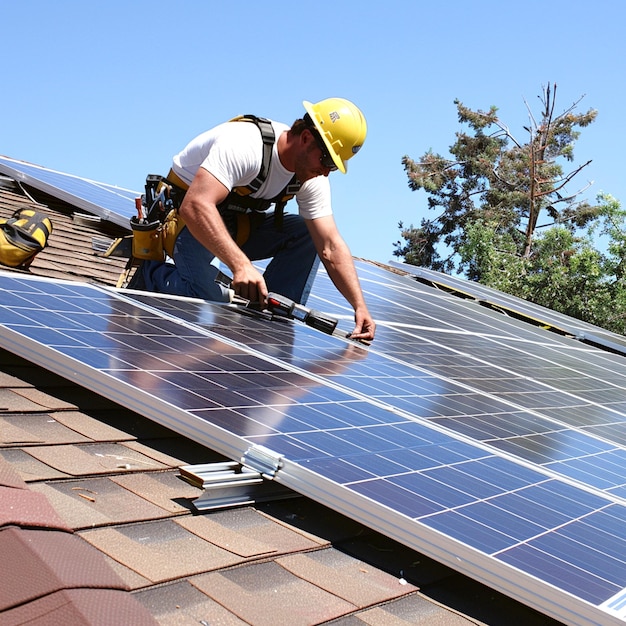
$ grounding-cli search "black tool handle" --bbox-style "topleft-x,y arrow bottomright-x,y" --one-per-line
305,309 -> 338,335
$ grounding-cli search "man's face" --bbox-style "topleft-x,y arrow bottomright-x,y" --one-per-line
294,129 -> 336,182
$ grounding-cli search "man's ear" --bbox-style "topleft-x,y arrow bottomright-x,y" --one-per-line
301,128 -> 315,147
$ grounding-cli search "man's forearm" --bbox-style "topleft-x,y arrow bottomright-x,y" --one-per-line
317,233 -> 375,341
319,238 -> 367,311
181,200 -> 248,272
179,189 -> 268,302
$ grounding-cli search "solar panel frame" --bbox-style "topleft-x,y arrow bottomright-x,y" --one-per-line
1,271 -> 626,625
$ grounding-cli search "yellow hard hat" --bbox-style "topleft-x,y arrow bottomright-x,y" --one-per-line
303,98 -> 367,173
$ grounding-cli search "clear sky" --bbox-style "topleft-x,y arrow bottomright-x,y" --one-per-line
1,0 -> 624,264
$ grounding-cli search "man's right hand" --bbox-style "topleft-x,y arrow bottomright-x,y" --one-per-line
232,263 -> 268,305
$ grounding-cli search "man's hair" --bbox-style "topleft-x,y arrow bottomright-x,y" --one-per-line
289,118 -> 309,136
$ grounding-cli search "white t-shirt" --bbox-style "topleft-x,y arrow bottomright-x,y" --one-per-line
171,119 -> 332,220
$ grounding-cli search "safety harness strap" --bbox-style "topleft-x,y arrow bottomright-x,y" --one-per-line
272,175 -> 300,232
233,115 -> 275,195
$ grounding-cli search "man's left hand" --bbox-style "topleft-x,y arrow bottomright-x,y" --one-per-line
348,309 -> 376,343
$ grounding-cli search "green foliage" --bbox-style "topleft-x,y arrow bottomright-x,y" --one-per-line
451,195 -> 626,334
457,219 -> 526,290
396,84 -> 626,334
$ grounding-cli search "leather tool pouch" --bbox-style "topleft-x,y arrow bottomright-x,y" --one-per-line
130,217 -> 164,261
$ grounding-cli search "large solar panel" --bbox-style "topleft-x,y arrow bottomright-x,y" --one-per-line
0,155 -> 138,228
1,268 -> 626,626
133,270 -> 626,501
389,260 -> 626,355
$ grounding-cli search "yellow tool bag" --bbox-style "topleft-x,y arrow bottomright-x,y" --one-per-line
130,215 -> 165,261
130,202 -> 185,261
0,208 -> 53,268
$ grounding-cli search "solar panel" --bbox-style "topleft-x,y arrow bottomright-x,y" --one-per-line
1,269 -> 626,626
0,156 -> 138,228
131,277 -> 626,501
389,260 -> 626,355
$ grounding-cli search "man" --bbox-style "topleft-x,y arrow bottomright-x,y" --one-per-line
139,97 -> 375,342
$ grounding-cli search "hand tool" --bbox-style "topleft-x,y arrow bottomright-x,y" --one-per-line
215,270 -> 338,336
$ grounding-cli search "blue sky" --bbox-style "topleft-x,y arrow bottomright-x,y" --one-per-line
1,0 -> 624,264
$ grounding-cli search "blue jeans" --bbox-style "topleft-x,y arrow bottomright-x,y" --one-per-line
142,211 -> 320,304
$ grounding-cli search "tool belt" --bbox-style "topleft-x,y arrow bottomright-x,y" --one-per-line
131,208 -> 184,261
130,171 -> 187,261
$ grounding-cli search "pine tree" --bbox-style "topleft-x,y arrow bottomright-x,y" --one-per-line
396,84 -> 599,275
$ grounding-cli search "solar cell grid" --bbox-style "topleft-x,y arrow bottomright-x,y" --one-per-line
587,422 -> 626,448
550,451 -> 626,492
127,286 -> 626,501
354,280 -> 626,407
3,272 -> 626,624
302,268 -> 626,505
349,262 -> 566,341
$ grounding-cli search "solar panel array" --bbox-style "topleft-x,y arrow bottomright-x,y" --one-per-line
2,159 -> 626,624
0,156 -> 138,228
1,268 -> 626,626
